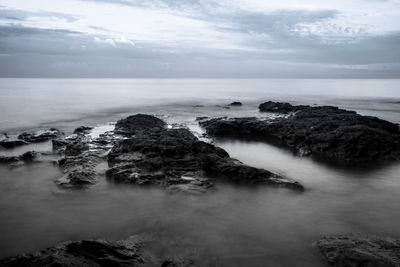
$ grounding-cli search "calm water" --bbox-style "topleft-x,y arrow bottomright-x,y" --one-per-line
0,79 -> 400,266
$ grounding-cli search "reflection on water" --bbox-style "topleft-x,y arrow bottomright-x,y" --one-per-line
1,139 -> 400,266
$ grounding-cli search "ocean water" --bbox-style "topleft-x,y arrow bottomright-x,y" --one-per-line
0,78 -> 400,266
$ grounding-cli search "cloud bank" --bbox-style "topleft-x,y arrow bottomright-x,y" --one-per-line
0,0 -> 399,77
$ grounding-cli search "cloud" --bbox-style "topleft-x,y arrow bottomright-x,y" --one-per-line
0,0 -> 399,77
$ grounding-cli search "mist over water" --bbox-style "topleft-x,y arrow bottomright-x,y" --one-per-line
0,79 -> 399,132
0,78 -> 400,266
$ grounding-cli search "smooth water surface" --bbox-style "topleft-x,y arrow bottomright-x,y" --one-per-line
0,79 -> 400,266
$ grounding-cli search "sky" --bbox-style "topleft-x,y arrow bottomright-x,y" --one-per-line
0,0 -> 399,78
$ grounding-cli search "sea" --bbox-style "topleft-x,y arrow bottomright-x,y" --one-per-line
0,78 -> 399,266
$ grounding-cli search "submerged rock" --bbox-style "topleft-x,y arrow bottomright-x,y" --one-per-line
317,234 -> 400,267
229,101 -> 242,106
200,102 -> 400,164
107,114 -> 303,191
18,128 -> 63,143
0,235 -> 193,267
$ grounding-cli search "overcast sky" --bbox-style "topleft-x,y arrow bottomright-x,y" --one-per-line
0,0 -> 399,78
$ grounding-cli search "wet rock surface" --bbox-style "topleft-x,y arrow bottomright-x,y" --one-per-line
0,114 -> 301,191
107,114 -> 303,191
317,234 -> 400,267
18,128 -> 63,143
53,127 -> 119,188
73,126 -> 94,135
200,102 -> 400,164
0,129 -> 63,150
0,235 -> 193,267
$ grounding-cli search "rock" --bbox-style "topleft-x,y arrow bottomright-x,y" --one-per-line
0,155 -> 20,164
52,139 -> 70,153
0,139 -> 28,149
53,129 -> 117,188
317,234 -> 400,267
195,116 -> 209,121
229,101 -> 242,106
18,128 -> 63,143
73,126 -> 93,135
200,103 -> 400,164
258,101 -> 302,113
19,151 -> 40,162
0,151 -> 40,165
56,168 -> 97,188
0,235 -> 194,267
65,140 -> 90,156
114,114 -> 166,135
107,114 -> 303,191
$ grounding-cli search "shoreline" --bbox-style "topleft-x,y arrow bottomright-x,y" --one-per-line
1,101 -> 400,266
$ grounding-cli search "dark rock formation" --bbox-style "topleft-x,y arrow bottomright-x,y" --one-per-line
19,151 -> 40,162
49,114 -> 302,191
0,151 -> 40,165
107,114 -> 303,192
195,116 -> 209,121
317,234 -> 400,267
73,126 -> 94,135
0,128 -> 63,150
229,101 -> 242,106
115,114 -> 166,135
0,139 -> 28,149
259,101 -> 306,113
18,128 -> 63,143
200,102 -> 400,164
0,235 -> 193,267
53,129 -> 118,188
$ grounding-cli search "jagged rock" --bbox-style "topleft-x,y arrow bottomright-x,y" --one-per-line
200,102 -> 400,164
229,101 -> 242,106
73,126 -> 93,135
56,168 -> 97,188
18,128 -> 63,143
0,235 -> 194,267
65,140 -> 90,156
107,114 -> 303,191
52,139 -> 70,153
53,129 -> 116,188
317,234 -> 400,267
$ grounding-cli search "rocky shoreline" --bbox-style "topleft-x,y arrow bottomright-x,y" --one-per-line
317,234 -> 400,267
200,101 -> 400,165
1,102 -> 400,266
0,234 -> 193,267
